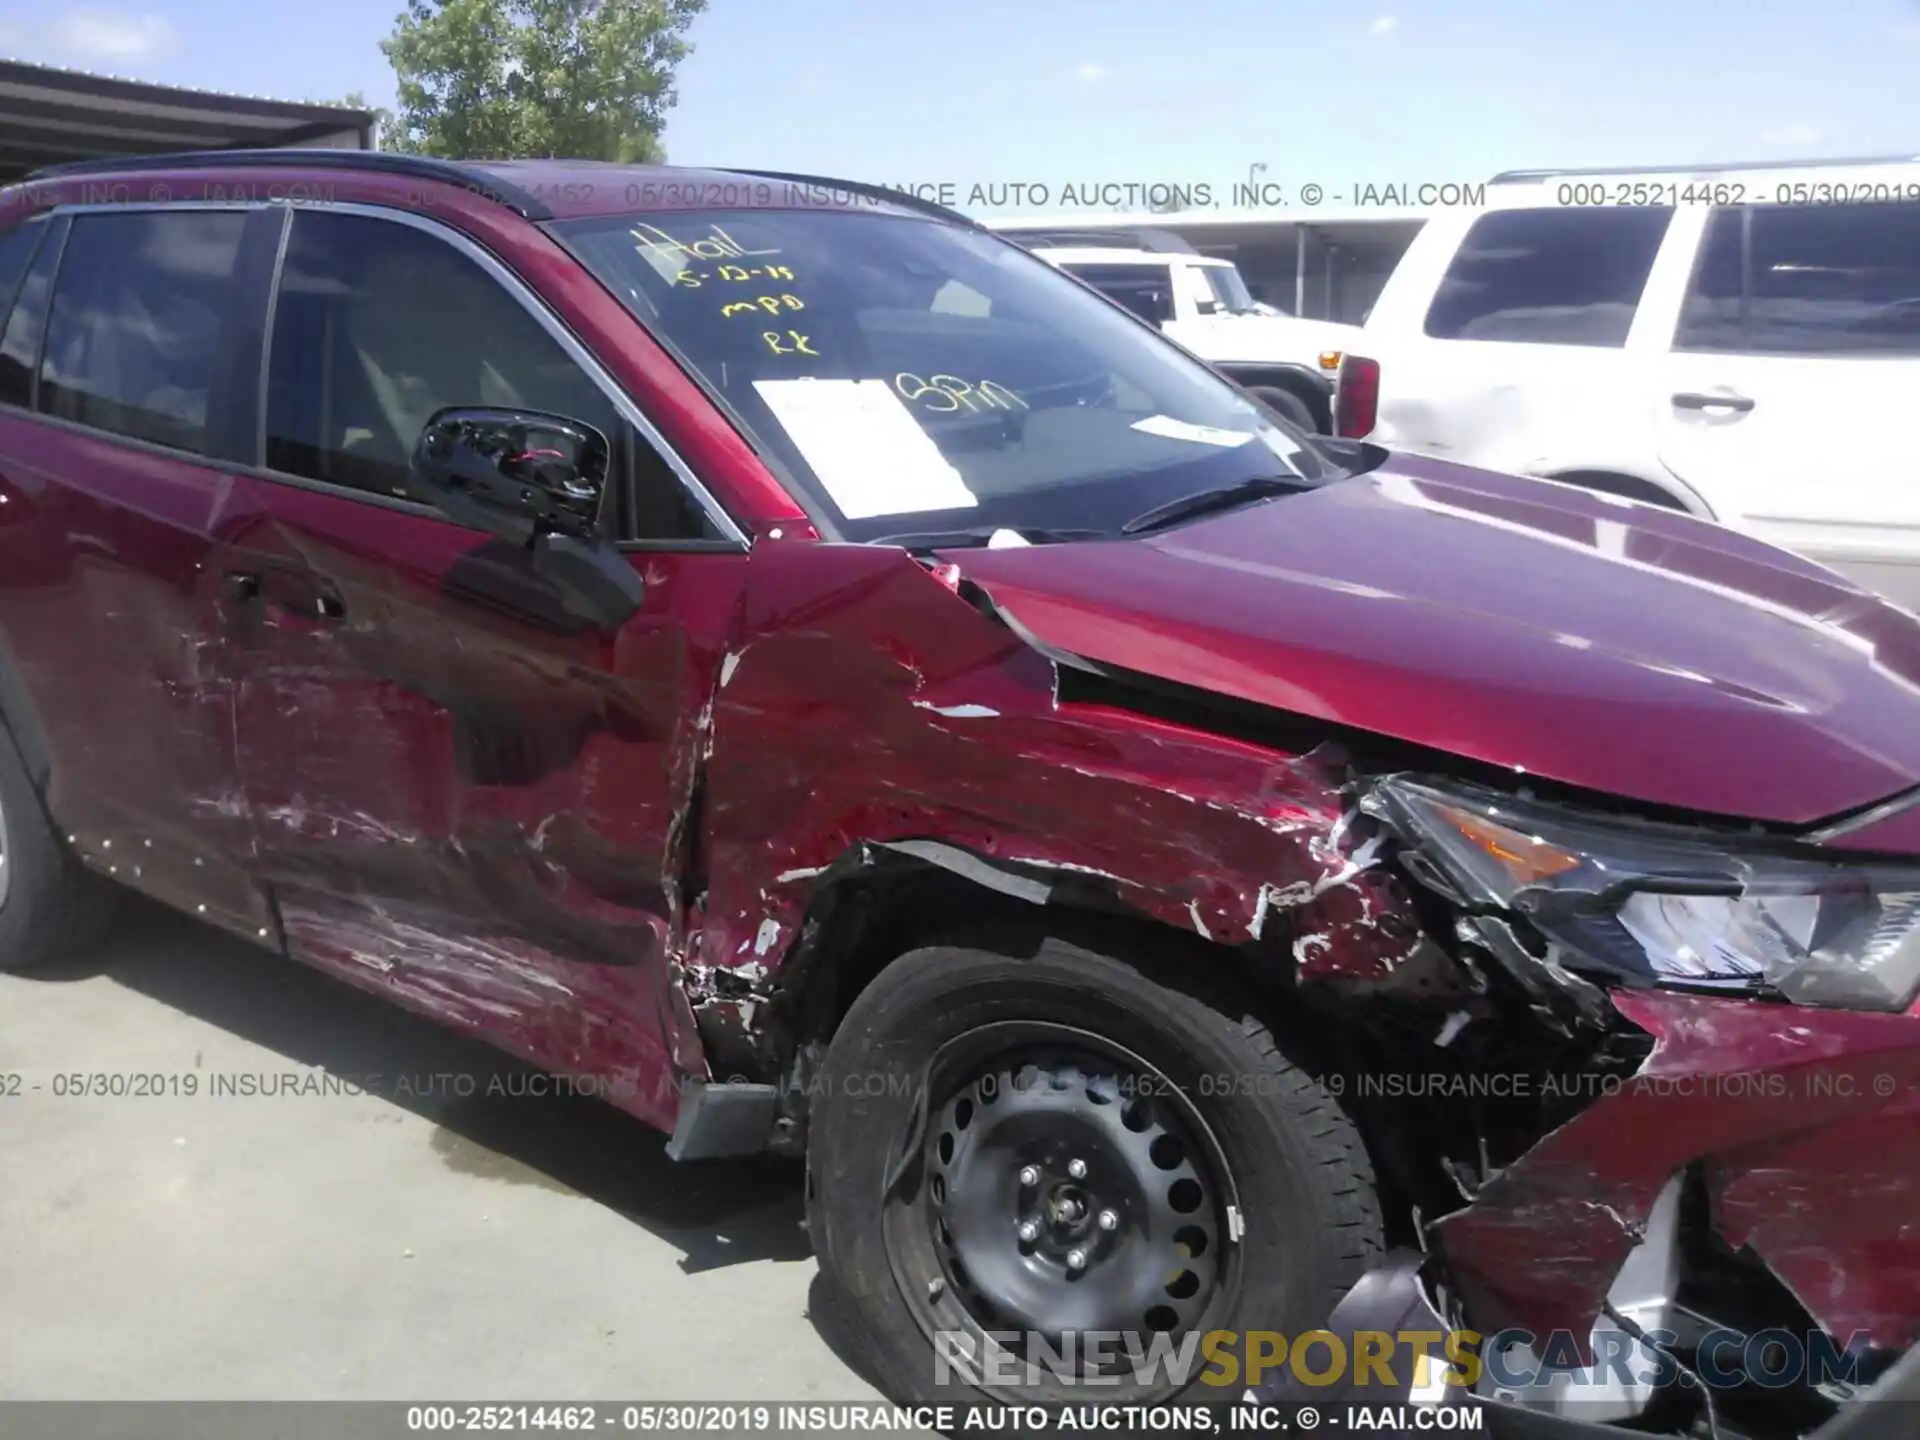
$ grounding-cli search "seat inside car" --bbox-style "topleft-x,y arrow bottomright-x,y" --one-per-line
337,243 -> 541,489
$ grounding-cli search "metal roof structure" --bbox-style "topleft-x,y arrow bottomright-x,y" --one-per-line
0,58 -> 376,182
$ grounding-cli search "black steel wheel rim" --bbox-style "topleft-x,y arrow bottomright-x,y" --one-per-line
882,1021 -> 1237,1386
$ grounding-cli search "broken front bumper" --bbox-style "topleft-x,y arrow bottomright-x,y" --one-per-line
1436,988 -> 1920,1361
1251,1254 -> 1920,1439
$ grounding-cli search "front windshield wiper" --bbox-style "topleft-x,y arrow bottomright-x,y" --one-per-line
867,525 -> 1103,553
1120,475 -> 1310,536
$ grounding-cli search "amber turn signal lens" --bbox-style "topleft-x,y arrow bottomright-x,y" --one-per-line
1435,803 -> 1583,885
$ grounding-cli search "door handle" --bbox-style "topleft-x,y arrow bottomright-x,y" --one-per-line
268,581 -> 346,623
1673,391 -> 1755,413
222,568 -> 344,621
221,569 -> 262,603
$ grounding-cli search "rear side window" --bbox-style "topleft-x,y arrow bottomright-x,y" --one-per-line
1423,207 -> 1674,346
265,210 -> 620,501
0,223 -> 44,332
1675,202 -> 1920,356
1061,263 -> 1175,325
0,221 -> 53,408
38,210 -> 247,453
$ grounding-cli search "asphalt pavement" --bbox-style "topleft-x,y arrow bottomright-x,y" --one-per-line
0,896 -> 882,1403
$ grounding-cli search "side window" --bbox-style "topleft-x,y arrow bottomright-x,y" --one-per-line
1676,202 -> 1920,356
0,222 -> 45,333
39,210 -> 247,452
265,210 -> 622,504
1175,263 -> 1219,314
1423,207 -> 1674,347
0,220 -> 54,408
1673,208 -> 1743,352
1063,265 -> 1174,325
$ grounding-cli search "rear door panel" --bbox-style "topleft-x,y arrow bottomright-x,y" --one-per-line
0,206 -> 275,938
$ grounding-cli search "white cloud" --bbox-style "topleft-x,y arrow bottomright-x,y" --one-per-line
42,9 -> 178,64
1074,62 -> 1110,81
1368,15 -> 1399,35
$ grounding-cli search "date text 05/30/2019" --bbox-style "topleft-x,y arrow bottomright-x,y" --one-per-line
403,1402 -> 1484,1432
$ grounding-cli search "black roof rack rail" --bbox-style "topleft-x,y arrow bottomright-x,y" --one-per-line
1490,154 -> 1920,183
992,225 -> 1200,255
715,168 -> 986,231
22,147 -> 555,220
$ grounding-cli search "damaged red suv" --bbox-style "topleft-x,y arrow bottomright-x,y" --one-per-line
0,151 -> 1915,1433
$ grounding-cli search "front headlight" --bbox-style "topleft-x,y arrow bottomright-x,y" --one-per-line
1364,777 -> 1920,1013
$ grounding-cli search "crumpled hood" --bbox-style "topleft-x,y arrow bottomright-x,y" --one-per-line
947,454 -> 1920,827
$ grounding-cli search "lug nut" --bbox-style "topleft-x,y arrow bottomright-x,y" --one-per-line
1097,1209 -> 1119,1231
1018,1220 -> 1039,1242
1018,1165 -> 1040,1186
1067,1158 -> 1088,1179
1066,1249 -> 1087,1271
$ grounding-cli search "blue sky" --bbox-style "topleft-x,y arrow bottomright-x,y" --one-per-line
1,0 -> 1916,206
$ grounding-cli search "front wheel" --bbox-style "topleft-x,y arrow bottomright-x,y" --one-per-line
807,931 -> 1382,1407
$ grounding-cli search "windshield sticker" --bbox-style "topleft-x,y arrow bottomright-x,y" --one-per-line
753,378 -> 979,520
1260,428 -> 1309,465
1130,415 -> 1260,448
893,373 -> 1029,414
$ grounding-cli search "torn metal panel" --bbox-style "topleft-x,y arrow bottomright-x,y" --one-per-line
1434,990 -> 1920,1353
1711,1082 -> 1920,1349
692,542 -> 1433,1008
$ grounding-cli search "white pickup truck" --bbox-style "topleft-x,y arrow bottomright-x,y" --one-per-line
996,230 -> 1362,433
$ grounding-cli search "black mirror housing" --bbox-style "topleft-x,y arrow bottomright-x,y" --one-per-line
409,408 -> 610,545
410,407 -> 645,631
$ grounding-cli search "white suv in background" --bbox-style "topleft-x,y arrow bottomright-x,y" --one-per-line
1349,158 -> 1920,607
1011,234 -> 1362,433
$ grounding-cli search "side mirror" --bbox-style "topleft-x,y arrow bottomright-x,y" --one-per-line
409,407 -> 645,630
409,407 -> 610,544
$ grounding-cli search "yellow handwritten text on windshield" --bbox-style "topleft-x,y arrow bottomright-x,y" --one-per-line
673,262 -> 797,288
894,374 -> 1028,413
763,331 -> 819,357
721,295 -> 806,318
631,222 -> 781,264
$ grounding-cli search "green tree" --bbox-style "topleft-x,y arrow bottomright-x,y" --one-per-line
379,0 -> 707,161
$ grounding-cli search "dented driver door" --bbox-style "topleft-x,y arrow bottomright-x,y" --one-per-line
217,205 -> 745,1124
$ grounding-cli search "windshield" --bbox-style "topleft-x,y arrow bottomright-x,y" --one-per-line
552,209 -> 1330,541
1201,264 -> 1261,315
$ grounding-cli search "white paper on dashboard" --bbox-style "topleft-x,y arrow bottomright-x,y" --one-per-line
1130,414 -> 1260,448
1260,427 -> 1309,465
752,378 -> 978,519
